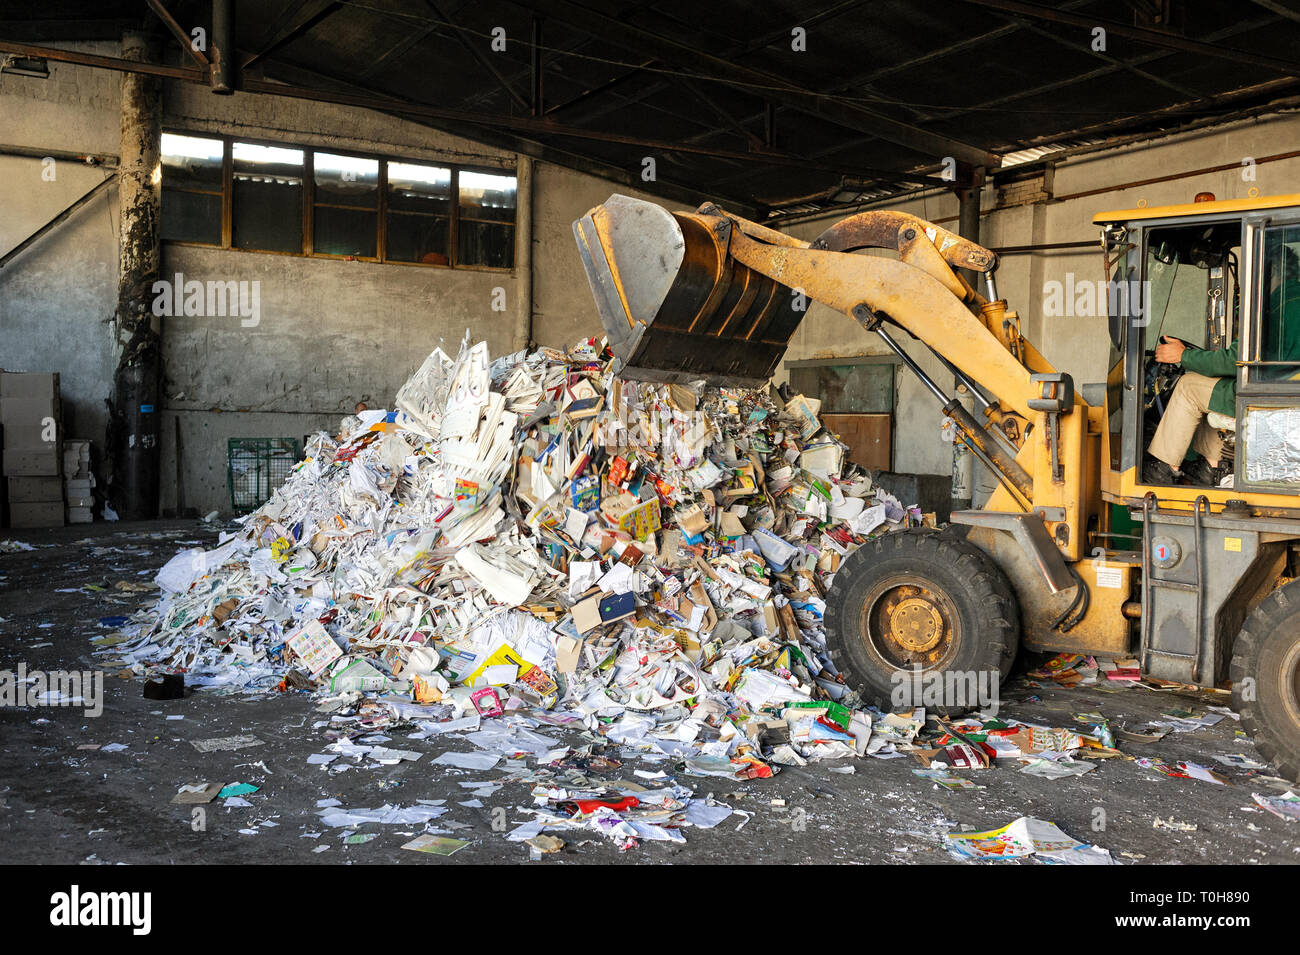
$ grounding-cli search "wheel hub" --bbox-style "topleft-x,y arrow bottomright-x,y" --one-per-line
859,578 -> 959,669
1286,640 -> 1300,726
889,597 -> 944,652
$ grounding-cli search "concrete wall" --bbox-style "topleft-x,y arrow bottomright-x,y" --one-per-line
0,48 -> 650,514
778,111 -> 1300,488
531,162 -> 674,348
0,43 -> 121,458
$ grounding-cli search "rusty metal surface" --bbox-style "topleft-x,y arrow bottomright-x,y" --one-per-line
861,576 -> 960,670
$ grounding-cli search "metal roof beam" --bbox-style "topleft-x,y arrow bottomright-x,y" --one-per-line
704,12 -> 1275,192
143,0 -> 209,69
956,0 -> 1300,78
500,0 -> 999,167
1246,0 -> 1300,26
423,0 -> 531,112
242,1 -> 342,71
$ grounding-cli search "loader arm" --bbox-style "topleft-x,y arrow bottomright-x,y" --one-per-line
574,195 -> 1103,577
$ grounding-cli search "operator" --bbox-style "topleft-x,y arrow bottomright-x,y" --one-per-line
1141,337 -> 1234,486
1144,245 -> 1300,486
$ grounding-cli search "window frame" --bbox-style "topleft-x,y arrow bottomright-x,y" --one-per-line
783,356 -> 899,415
229,138 -> 307,256
1242,215 -> 1300,393
157,131 -> 226,246
159,130 -> 517,272
455,164 -> 520,270
385,157 -> 456,267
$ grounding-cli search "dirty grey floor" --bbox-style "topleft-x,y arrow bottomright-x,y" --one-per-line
1,519 -> 1297,865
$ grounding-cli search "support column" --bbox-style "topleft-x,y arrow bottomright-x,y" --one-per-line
108,30 -> 162,521
513,156 -> 534,352
952,168 -> 985,511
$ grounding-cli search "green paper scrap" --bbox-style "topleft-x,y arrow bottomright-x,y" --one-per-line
219,782 -> 259,798
785,700 -> 851,731
402,834 -> 469,856
345,832 -> 378,845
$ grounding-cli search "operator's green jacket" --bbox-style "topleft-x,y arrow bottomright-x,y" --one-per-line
1180,283 -> 1300,417
1179,344 -> 1238,416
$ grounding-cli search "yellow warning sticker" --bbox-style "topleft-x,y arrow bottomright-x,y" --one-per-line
1224,537 -> 1242,553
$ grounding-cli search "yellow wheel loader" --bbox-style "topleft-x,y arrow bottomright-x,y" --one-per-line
574,191 -> 1300,780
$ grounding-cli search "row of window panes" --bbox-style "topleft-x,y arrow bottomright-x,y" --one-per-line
159,133 -> 516,268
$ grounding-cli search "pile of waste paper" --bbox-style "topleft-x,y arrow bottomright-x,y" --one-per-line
115,336 -> 924,783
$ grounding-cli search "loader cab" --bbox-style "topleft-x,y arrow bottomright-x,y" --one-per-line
1096,193 -> 1300,506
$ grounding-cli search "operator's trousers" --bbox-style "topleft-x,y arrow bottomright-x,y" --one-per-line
1148,372 -> 1224,468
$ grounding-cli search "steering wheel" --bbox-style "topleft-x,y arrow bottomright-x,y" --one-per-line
1144,335 -> 1195,414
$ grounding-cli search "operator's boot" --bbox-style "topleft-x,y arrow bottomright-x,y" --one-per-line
1183,457 -> 1232,488
1142,456 -> 1181,485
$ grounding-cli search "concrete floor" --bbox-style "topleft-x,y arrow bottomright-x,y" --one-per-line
1,518 -> 1298,865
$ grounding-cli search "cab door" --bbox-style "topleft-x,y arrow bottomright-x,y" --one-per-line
1237,216 -> 1300,495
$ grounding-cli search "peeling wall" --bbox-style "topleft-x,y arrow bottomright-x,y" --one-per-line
1,50 -> 644,514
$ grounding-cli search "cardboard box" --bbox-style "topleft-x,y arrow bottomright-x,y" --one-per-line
0,396 -> 58,430
7,476 -> 63,503
0,371 -> 59,402
9,501 -> 65,528
2,447 -> 62,477
0,405 -> 58,446
1,390 -> 61,476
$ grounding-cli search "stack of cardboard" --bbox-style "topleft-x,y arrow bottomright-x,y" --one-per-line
1,371 -> 65,528
63,439 -> 93,523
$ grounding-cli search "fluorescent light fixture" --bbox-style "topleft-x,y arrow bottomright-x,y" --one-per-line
1,55 -> 49,78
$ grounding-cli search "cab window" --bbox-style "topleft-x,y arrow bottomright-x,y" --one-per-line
1143,222 -> 1239,351
1259,224 -> 1300,382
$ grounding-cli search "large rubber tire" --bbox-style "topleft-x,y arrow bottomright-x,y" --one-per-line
1230,579 -> 1300,783
824,529 -> 1020,713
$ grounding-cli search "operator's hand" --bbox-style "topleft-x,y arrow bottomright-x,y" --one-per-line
1154,336 -> 1186,365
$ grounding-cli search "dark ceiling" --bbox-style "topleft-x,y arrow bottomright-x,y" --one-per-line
3,0 -> 1300,218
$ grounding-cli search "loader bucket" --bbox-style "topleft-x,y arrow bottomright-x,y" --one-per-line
573,194 -> 805,388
